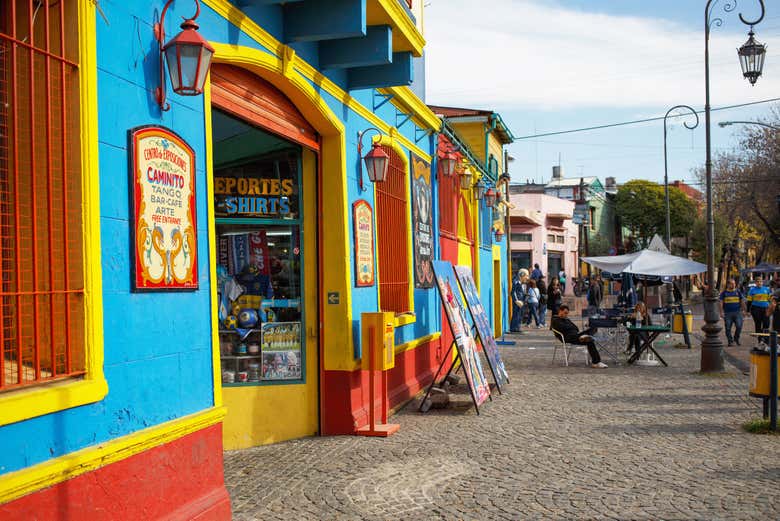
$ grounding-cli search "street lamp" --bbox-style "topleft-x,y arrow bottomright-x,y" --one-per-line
702,0 -> 766,373
357,128 -> 390,192
663,106 -> 699,250
718,121 -> 780,131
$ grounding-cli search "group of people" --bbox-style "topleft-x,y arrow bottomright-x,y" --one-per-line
510,264 -> 566,332
719,275 -> 780,346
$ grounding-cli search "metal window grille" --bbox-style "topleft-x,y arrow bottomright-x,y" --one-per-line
0,1 -> 85,391
438,167 -> 458,237
375,146 -> 410,314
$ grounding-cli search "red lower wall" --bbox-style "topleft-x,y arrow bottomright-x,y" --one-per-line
321,339 -> 442,435
0,423 -> 231,521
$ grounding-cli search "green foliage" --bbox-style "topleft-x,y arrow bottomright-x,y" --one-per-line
690,214 -> 728,264
742,418 -> 780,435
615,180 -> 697,247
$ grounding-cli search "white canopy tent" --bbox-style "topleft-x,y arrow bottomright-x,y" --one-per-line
582,249 -> 706,276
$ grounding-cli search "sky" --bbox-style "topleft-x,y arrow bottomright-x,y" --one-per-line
423,0 -> 780,191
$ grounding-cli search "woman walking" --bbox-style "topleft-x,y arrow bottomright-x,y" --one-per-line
525,280 -> 542,327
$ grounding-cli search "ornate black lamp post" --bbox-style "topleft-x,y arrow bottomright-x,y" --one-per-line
664,106 -> 699,251
702,0 -> 766,372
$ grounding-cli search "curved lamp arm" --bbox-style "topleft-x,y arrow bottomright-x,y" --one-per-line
155,0 -> 203,112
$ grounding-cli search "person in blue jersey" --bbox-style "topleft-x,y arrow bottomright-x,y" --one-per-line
719,278 -> 745,346
530,263 -> 543,281
747,277 -> 772,343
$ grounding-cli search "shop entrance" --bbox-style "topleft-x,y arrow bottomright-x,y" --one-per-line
548,254 -> 563,283
211,64 -> 319,448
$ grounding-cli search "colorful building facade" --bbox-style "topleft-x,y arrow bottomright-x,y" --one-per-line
0,1 -> 511,518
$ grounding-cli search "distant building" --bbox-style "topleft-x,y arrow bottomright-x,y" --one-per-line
507,193 -> 579,295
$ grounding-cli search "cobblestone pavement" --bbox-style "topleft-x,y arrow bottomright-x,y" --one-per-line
224,328 -> 780,520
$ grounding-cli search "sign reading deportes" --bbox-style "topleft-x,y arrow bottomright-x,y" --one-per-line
129,126 -> 198,291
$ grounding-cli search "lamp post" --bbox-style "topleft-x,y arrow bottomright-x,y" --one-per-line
702,0 -> 766,373
663,106 -> 699,250
718,121 -> 780,131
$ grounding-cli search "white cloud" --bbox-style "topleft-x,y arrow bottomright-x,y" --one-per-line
424,0 -> 778,110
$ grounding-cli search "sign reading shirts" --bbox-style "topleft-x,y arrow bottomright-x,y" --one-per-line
411,153 -> 434,288
213,155 -> 300,219
353,200 -> 375,287
454,265 -> 509,390
129,126 -> 197,291
432,260 -> 490,408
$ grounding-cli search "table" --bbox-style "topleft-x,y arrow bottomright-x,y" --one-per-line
626,325 -> 671,367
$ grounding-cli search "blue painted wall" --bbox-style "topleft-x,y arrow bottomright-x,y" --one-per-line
0,1 -> 439,476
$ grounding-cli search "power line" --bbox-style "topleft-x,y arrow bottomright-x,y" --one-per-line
513,98 -> 780,140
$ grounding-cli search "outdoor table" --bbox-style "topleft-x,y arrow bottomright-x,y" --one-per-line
626,325 -> 671,366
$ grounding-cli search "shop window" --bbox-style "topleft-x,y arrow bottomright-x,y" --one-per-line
0,1 -> 87,391
511,233 -> 532,242
376,145 -> 411,314
212,109 -> 306,385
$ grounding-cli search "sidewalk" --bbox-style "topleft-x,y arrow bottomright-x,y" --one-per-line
224,327 -> 778,520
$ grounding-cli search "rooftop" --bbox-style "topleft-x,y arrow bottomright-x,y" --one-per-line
428,105 -> 514,144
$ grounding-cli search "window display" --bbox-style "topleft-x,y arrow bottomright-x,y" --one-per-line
215,149 -> 305,386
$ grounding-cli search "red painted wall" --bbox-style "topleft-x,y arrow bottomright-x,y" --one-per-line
0,423 -> 231,521
320,339 -> 441,435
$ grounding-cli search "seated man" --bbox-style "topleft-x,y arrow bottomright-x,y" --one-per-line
551,304 -> 607,368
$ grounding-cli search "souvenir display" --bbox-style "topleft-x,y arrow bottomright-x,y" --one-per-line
238,309 -> 259,328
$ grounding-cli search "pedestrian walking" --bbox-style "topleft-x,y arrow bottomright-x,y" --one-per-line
767,293 -> 780,333
558,271 -> 567,295
719,278 -> 745,346
510,271 -> 527,332
547,279 -> 563,329
537,276 -> 548,327
530,263 -> 543,281
587,274 -> 603,310
525,280 -> 542,327
747,276 -> 771,343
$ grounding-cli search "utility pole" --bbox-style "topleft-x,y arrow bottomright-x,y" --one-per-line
579,177 -> 590,277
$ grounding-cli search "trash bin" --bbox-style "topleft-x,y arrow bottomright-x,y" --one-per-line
672,311 -> 693,334
749,349 -> 780,398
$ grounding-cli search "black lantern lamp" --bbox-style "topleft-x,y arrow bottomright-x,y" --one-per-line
439,151 -> 458,177
155,0 -> 214,111
357,127 -> 390,192
459,165 -> 473,190
738,28 -> 767,85
473,179 -> 486,200
484,188 -> 497,208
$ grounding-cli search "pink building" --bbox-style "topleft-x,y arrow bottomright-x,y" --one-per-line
508,193 -> 580,295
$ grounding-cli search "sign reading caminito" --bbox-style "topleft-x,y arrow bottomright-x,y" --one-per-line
130,126 -> 197,291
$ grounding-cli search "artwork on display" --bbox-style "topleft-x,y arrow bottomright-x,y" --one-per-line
129,126 -> 198,291
352,200 -> 375,287
261,322 -> 302,380
432,260 -> 490,407
411,153 -> 434,288
454,265 -> 509,390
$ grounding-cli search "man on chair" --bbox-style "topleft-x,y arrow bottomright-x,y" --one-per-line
551,305 -> 607,368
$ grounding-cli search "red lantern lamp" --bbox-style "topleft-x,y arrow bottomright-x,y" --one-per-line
495,230 -> 504,242
363,142 -> 390,183
484,188 -> 497,208
155,0 -> 214,111
439,151 -> 458,177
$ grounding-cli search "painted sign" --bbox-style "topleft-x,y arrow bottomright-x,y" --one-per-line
261,322 -> 303,381
129,126 -> 197,291
213,154 -> 300,219
454,265 -> 509,389
411,153 -> 434,288
432,260 -> 490,407
353,200 -> 375,287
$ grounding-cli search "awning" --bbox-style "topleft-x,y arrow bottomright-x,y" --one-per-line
583,249 -> 706,276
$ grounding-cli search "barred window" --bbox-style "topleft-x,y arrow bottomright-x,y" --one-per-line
376,146 -> 411,313
0,1 -> 85,390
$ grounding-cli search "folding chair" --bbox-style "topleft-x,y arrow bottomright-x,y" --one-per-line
588,317 -> 620,364
552,329 -> 590,366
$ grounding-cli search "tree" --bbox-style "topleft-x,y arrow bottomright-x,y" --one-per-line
615,180 -> 698,248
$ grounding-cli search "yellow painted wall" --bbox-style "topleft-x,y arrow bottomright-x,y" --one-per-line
492,246 -> 502,337
222,149 -> 319,449
449,122 -> 485,161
